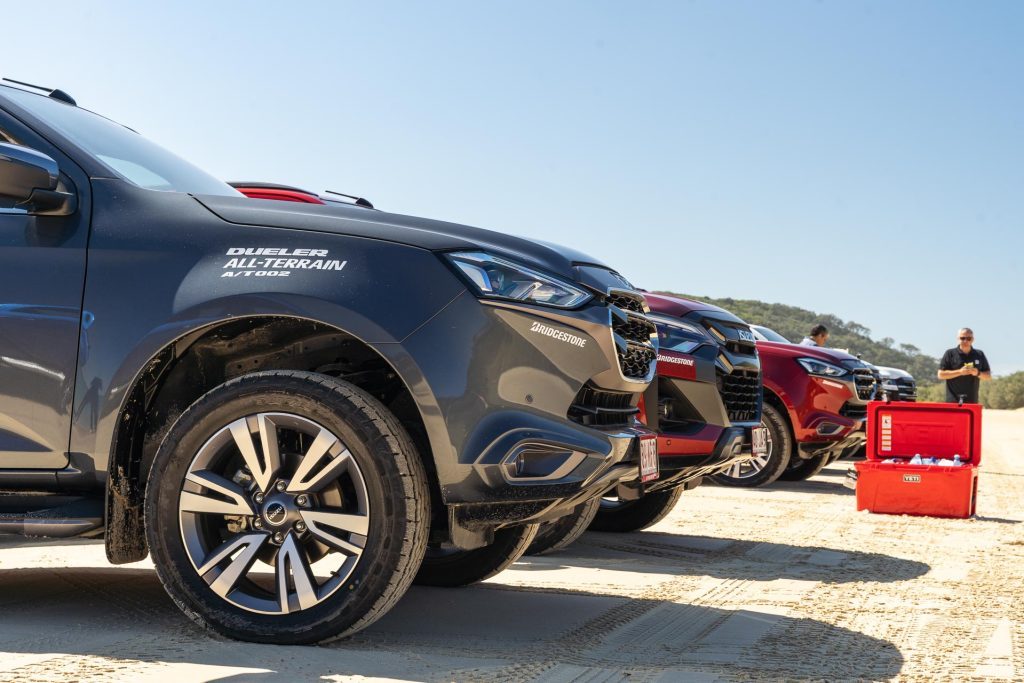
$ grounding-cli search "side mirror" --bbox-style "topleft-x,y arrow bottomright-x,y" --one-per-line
0,142 -> 76,216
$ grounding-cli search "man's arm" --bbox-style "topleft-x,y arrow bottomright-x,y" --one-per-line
978,351 -> 992,381
937,349 -> 961,380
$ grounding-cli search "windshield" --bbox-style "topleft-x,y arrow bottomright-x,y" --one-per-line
751,325 -> 791,343
1,85 -> 240,197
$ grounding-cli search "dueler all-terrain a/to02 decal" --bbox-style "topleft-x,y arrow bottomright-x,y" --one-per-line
221,247 -> 348,278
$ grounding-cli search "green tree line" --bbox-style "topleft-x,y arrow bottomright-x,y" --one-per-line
657,292 -> 1024,409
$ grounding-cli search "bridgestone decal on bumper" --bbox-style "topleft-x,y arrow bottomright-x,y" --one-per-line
529,321 -> 587,348
657,354 -> 694,367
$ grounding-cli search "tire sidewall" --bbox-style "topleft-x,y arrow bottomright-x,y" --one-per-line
414,523 -> 537,586
589,485 -> 684,532
527,497 -> 600,555
779,452 -> 830,481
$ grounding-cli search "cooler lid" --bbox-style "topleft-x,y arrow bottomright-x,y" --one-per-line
867,400 -> 982,465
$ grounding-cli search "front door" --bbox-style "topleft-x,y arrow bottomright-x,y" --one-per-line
0,109 -> 90,468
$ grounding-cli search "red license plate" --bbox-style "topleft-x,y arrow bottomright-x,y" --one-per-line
639,433 -> 659,482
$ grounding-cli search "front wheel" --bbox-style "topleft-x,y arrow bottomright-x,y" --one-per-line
145,371 -> 429,644
414,523 -> 538,587
709,403 -> 792,488
588,486 -> 684,532
526,498 -> 601,556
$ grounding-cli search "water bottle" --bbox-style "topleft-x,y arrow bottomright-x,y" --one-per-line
953,454 -> 962,467
910,454 -> 922,465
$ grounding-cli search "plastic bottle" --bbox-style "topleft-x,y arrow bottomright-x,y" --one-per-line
953,454 -> 962,467
910,454 -> 923,465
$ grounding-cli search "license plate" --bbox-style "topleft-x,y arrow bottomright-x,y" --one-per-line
639,433 -> 659,482
751,426 -> 769,458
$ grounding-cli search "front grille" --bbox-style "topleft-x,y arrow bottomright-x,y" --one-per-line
853,369 -> 877,401
616,316 -> 655,344
840,402 -> 868,419
619,343 -> 658,379
717,368 -> 761,423
702,320 -> 758,357
606,292 -> 646,314
724,339 -> 757,356
606,290 -> 657,380
568,384 -> 639,428
896,378 -> 917,401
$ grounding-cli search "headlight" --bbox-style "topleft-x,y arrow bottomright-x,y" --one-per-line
648,313 -> 709,354
796,357 -> 849,377
446,251 -> 592,308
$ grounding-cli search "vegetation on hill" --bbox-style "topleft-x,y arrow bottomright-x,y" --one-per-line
657,292 -> 1024,409
658,292 -> 940,380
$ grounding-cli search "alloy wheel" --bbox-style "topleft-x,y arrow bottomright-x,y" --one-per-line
178,412 -> 369,614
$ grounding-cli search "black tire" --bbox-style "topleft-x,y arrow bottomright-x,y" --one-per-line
414,523 -> 538,587
145,370 -> 429,644
588,486 -> 684,533
709,402 -> 792,488
526,498 -> 601,556
778,453 -> 830,481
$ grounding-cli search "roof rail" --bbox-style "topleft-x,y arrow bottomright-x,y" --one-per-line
2,78 -> 77,106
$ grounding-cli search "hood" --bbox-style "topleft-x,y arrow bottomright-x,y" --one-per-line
756,340 -> 864,364
194,194 -> 613,282
644,292 -> 749,326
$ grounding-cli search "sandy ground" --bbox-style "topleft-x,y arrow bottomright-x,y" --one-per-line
0,410 -> 1021,682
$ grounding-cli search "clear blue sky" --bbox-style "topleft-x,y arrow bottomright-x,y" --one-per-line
5,1 -> 1022,373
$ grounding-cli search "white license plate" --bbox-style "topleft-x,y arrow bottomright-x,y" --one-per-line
639,434 -> 659,482
751,426 -> 769,458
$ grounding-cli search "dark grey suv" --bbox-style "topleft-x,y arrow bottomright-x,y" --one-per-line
0,80 -> 658,643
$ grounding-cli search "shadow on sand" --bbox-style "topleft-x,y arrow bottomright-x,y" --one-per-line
0,564 -> 904,681
521,530 -> 930,585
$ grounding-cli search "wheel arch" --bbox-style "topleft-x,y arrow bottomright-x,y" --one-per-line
761,386 -> 796,455
104,309 -> 444,564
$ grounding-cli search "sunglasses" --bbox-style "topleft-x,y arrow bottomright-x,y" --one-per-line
959,336 -> 973,341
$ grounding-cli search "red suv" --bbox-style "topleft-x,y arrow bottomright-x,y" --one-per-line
712,325 -> 878,486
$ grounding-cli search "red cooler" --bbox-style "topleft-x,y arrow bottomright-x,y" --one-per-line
855,401 -> 981,518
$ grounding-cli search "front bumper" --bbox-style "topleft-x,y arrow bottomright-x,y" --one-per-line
627,425 -> 755,495
796,421 -> 867,461
450,425 -> 655,529
375,278 -> 656,531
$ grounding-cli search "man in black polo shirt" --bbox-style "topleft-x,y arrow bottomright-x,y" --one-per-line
937,327 -> 991,403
